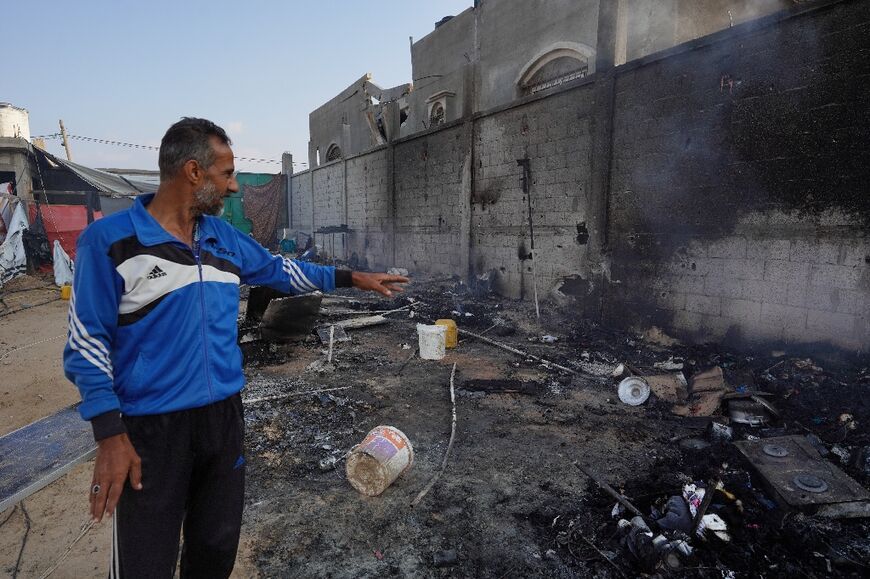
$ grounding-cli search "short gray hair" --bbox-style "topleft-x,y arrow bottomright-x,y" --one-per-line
158,117 -> 232,180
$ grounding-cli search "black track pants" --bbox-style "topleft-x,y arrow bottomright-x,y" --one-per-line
112,394 -> 246,579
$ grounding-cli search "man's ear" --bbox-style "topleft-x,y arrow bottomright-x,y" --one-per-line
182,159 -> 202,185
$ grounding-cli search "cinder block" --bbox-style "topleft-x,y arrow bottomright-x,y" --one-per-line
841,242 -> 870,267
786,282 -> 807,307
790,240 -> 841,264
764,259 -> 810,284
721,298 -> 762,323
722,258 -> 766,281
760,302 -> 807,330
705,276 -> 745,299
686,293 -> 722,316
809,264 -> 862,289
656,274 -> 707,294
707,237 -> 747,259
837,290 -> 868,316
756,280 -> 789,305
806,309 -> 856,336
699,314 -> 731,340
805,286 -> 840,312
747,239 -> 792,261
657,291 -> 687,311
672,309 -> 705,333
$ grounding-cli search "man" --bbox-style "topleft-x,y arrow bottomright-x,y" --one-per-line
63,118 -> 408,578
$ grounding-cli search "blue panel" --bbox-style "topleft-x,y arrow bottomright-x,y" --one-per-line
0,405 -> 95,511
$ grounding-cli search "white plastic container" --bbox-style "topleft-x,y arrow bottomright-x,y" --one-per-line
417,323 -> 447,360
346,425 -> 414,496
618,376 -> 650,406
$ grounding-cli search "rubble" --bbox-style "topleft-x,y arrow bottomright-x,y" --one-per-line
235,278 -> 870,576
672,366 -> 729,417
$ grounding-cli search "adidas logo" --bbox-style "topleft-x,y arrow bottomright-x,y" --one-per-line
147,265 -> 167,279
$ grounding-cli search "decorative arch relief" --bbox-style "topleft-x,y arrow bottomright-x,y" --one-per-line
516,42 -> 596,95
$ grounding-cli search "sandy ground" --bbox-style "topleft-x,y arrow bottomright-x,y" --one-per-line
0,276 -> 256,578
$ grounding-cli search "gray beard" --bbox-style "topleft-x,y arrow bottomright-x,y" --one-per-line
191,181 -> 222,217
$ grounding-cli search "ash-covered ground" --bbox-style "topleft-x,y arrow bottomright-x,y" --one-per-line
237,278 -> 869,578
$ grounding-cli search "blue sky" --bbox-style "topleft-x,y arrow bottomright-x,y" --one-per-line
5,0 -> 472,173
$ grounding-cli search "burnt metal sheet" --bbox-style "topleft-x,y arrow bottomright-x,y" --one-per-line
261,294 -> 323,341
246,286 -> 323,341
0,405 -> 95,512
735,435 -> 869,508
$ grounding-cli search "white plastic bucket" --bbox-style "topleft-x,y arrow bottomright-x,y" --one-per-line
417,324 -> 447,360
346,425 -> 414,496
618,376 -> 650,406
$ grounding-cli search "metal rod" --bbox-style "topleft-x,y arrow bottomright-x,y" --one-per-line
327,325 -> 335,364
573,462 -> 644,517
458,328 -> 579,375
411,363 -> 458,507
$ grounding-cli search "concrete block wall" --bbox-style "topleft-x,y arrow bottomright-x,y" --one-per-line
393,125 -> 468,277
289,170 -> 313,241
605,0 -> 870,352
609,223 -> 869,351
345,148 -> 392,270
288,0 -> 869,353
311,161 -> 346,259
471,87 -> 595,298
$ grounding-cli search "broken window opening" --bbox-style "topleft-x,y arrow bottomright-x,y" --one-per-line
429,102 -> 445,126
326,144 -> 342,162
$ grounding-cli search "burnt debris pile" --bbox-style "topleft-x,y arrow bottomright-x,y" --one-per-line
235,277 -> 869,577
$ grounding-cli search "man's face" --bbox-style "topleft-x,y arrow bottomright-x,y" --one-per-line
191,138 -> 238,217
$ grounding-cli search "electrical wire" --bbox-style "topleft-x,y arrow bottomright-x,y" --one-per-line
33,133 -> 305,165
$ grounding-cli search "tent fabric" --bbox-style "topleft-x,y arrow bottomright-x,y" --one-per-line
0,198 -> 29,286
50,156 -> 158,195
52,240 -> 74,286
0,192 -> 15,243
31,147 -> 157,196
241,174 -> 284,250
22,204 -> 51,270
28,204 -> 102,259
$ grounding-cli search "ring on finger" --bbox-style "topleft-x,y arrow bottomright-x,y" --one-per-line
92,484 -> 101,495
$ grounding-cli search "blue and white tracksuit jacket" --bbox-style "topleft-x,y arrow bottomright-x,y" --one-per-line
63,194 -> 349,440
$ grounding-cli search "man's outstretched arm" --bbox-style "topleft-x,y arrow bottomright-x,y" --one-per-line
235,232 -> 408,296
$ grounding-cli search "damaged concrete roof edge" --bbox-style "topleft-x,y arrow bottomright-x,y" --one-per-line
309,74 -> 374,116
410,5 -> 476,48
309,74 -> 412,119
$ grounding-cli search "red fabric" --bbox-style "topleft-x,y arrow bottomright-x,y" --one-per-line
28,204 -> 103,259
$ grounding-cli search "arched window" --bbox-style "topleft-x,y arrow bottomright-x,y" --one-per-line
326,144 -> 342,162
516,43 -> 595,96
